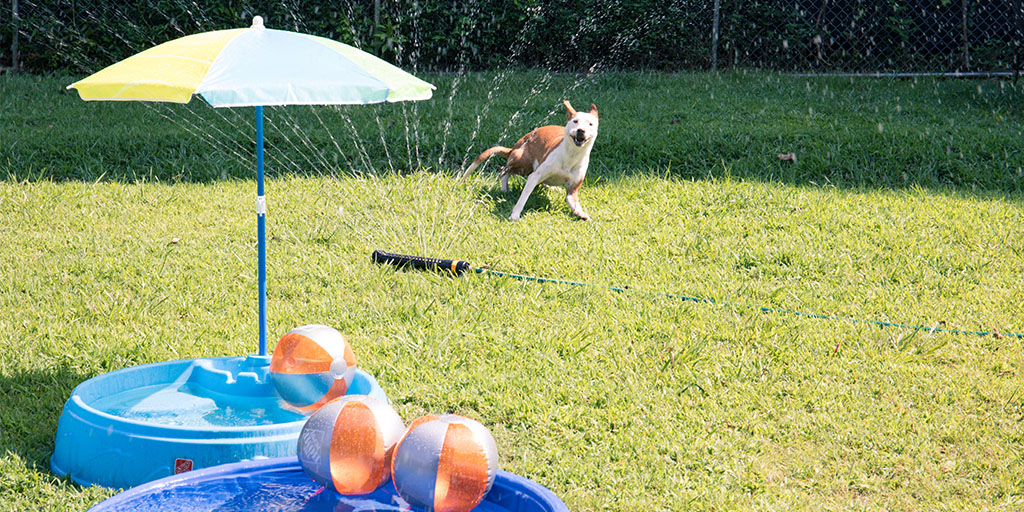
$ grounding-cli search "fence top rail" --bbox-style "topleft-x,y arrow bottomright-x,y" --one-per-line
790,71 -> 1021,79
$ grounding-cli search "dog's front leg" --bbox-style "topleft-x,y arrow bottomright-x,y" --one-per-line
509,171 -> 544,221
565,182 -> 590,221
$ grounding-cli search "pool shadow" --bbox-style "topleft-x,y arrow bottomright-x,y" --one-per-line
0,363 -> 91,474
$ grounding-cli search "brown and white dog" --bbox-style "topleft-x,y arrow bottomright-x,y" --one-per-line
466,100 -> 599,221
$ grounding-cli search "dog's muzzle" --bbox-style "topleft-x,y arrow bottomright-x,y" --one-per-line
572,130 -> 587,146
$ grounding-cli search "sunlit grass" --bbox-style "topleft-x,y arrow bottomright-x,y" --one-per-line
1,71 -> 1023,511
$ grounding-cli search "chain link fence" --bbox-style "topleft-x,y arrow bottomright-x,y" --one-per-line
743,0 -> 1024,75
3,0 -> 1023,75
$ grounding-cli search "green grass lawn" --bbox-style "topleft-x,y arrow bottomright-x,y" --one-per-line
1,70 -> 1023,511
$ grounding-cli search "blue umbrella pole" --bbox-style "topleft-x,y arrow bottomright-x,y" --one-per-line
256,106 -> 268,356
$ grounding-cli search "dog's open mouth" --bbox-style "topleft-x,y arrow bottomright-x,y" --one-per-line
572,132 -> 587,146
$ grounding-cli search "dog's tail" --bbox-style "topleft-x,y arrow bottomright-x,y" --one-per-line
465,146 -> 512,174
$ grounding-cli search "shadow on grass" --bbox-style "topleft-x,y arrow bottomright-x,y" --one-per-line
2,72 -> 1023,199
0,363 -> 89,472
477,180 -> 561,220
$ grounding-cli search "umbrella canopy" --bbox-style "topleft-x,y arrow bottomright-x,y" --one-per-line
69,16 -> 434,106
68,16 -> 434,356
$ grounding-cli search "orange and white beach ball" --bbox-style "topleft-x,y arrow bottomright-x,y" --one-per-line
391,414 -> 499,512
270,325 -> 356,412
297,395 -> 405,494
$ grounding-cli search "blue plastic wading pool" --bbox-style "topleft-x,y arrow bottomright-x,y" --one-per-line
51,355 -> 386,489
87,456 -> 569,512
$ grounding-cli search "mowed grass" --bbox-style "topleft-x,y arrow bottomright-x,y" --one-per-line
1,71 -> 1023,511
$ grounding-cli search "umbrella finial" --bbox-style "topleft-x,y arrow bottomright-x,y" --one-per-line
252,16 -> 265,29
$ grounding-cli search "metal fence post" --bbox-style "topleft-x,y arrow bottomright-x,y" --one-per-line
711,0 -> 720,71
11,0 -> 19,72
373,0 -> 381,56
962,0 -> 970,70
1016,0 -> 1022,82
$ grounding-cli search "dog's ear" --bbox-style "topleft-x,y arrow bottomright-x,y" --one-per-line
589,103 -> 598,119
563,100 -> 577,120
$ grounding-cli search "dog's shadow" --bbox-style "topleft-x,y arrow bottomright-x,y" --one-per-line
476,177 -> 566,220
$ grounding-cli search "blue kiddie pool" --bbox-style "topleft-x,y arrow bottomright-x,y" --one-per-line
87,456 -> 569,512
51,355 -> 386,489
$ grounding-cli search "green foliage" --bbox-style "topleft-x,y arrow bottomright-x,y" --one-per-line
3,0 -> 379,72
3,1 -> 1018,73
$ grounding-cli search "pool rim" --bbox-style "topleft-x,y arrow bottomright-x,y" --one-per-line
86,455 -> 570,512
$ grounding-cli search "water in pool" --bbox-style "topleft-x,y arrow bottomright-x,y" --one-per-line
90,382 -> 306,427
101,463 -> 519,512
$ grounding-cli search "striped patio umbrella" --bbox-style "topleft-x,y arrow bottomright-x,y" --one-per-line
68,16 -> 434,356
